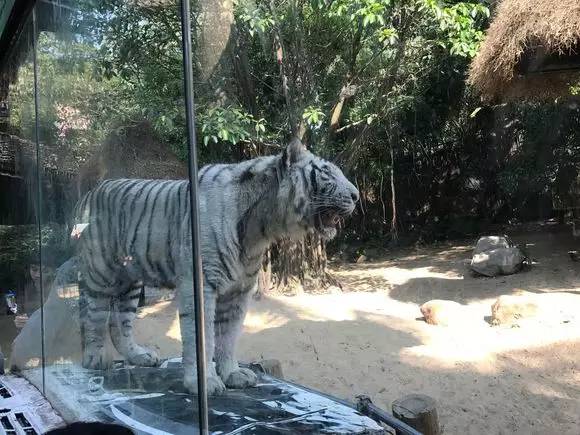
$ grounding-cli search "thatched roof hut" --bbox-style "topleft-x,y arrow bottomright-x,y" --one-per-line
469,0 -> 580,102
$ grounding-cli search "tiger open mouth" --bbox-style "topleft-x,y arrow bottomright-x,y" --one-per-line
315,208 -> 349,240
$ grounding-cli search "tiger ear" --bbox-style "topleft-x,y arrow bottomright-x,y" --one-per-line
282,137 -> 306,167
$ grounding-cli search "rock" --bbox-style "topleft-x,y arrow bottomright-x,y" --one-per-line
471,247 -> 525,277
470,236 -> 525,277
420,300 -> 465,326
491,294 -> 539,326
11,257 -> 116,370
355,254 -> 367,264
473,235 -> 512,255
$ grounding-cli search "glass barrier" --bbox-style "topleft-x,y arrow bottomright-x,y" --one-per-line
189,1 -> 580,435
1,1 -> 580,434
0,13 -> 43,380
4,0 -> 205,429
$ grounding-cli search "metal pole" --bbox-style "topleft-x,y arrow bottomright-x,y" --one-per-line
179,1 -> 209,433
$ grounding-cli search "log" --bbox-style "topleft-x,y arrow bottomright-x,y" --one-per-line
250,359 -> 284,379
392,394 -> 440,435
420,300 -> 465,326
491,293 -> 539,326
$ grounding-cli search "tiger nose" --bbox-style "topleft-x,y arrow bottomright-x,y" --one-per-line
350,189 -> 359,203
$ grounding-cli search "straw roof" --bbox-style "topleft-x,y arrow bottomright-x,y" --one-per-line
469,0 -> 580,102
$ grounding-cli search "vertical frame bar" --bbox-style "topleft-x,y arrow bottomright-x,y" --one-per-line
31,5 -> 47,395
179,0 -> 209,433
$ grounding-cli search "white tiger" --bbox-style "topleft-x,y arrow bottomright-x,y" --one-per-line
74,138 -> 359,395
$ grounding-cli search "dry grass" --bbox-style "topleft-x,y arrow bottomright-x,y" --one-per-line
469,0 -> 580,101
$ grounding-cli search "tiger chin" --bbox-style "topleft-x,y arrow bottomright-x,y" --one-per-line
74,137 -> 358,396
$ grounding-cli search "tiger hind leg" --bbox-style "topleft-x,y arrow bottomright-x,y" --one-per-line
109,287 -> 159,367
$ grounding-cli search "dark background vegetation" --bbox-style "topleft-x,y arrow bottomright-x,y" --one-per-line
2,0 -> 580,290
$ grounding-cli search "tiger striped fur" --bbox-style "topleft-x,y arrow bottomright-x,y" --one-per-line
73,138 -> 359,395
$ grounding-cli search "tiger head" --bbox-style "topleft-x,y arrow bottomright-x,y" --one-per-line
278,138 -> 359,240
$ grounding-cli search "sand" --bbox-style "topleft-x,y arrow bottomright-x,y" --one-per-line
133,226 -> 580,433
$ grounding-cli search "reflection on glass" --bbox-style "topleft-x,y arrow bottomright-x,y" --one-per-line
6,0 -> 203,427
0,15 -> 43,374
3,0 -> 578,433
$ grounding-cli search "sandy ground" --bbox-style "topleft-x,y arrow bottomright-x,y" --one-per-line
133,225 -> 580,434
1,226 -> 577,433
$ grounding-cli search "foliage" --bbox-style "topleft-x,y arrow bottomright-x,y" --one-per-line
0,224 -> 69,291
302,106 -> 325,129
6,0 -> 580,262
199,106 -> 266,146
423,0 -> 489,57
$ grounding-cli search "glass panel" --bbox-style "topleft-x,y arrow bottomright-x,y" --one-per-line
6,0 -> 203,428
190,1 -> 580,434
0,15 -> 43,376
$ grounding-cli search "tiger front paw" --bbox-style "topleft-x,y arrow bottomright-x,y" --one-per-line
184,373 -> 226,396
224,367 -> 258,389
127,348 -> 160,367
82,349 -> 107,370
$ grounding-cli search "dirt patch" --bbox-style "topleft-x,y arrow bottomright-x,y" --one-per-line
135,227 -> 580,434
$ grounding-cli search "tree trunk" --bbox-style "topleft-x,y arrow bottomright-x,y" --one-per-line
392,394 -> 440,435
329,23 -> 362,133
390,143 -> 398,242
259,2 -> 332,294
264,233 -> 336,294
230,22 -> 257,116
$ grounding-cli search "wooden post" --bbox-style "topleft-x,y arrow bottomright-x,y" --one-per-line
392,394 -> 440,435
138,285 -> 146,307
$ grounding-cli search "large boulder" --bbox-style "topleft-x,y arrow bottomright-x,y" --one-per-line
10,257 -> 115,370
470,235 -> 525,277
472,235 -> 512,254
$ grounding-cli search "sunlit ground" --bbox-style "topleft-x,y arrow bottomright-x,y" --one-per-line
242,291 -> 580,367
133,229 -> 580,434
